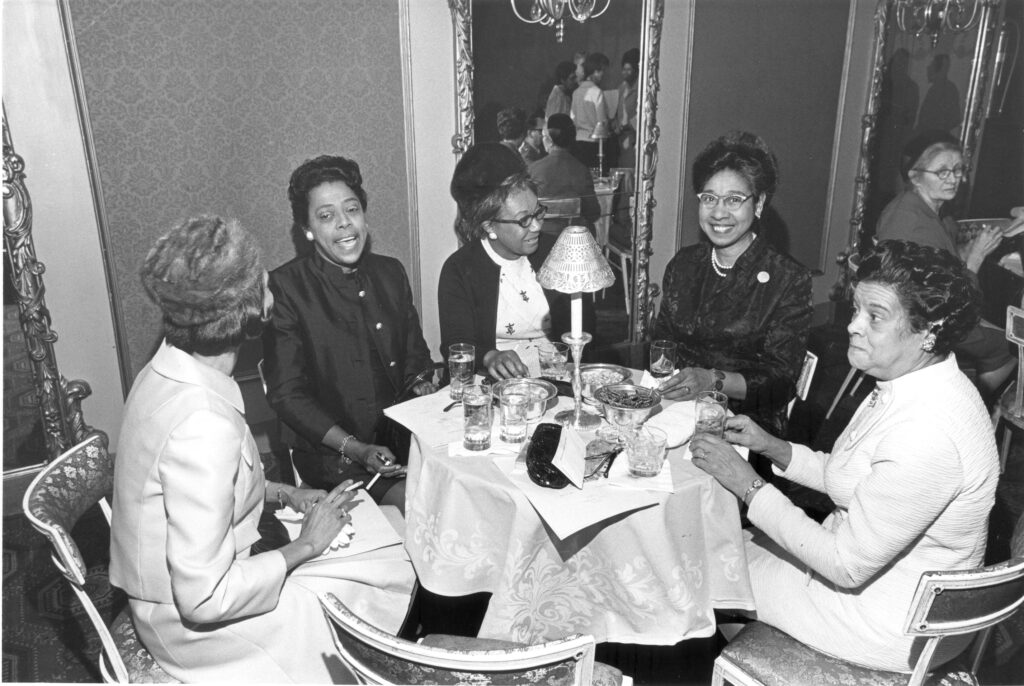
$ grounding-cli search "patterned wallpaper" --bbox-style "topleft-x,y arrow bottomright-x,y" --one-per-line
66,0 -> 411,377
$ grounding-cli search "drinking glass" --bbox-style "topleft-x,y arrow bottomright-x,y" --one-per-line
499,388 -> 529,443
694,390 -> 728,439
649,340 -> 677,380
448,343 -> 475,400
626,426 -> 668,477
538,342 -> 570,381
462,384 -> 493,451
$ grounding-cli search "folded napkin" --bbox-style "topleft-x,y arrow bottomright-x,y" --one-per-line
551,426 -> 587,489
643,400 -> 696,448
606,449 -> 674,493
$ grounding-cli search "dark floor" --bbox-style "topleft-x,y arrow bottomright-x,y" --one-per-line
3,320 -> 1024,684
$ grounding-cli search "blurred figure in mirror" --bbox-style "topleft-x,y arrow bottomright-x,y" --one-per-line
570,52 -> 611,169
112,216 -> 413,682
263,155 -> 435,512
497,107 -> 528,155
544,60 -> 578,120
441,142 -> 592,380
916,53 -> 961,135
573,50 -> 587,82
654,131 -> 812,479
519,114 -> 547,164
614,47 -> 640,170
876,130 -> 1015,397
528,113 -> 600,237
691,240 -> 998,672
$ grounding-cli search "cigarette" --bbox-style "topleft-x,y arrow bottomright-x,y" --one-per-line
343,480 -> 364,493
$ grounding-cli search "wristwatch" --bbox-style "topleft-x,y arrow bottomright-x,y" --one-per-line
709,368 -> 725,392
742,478 -> 765,506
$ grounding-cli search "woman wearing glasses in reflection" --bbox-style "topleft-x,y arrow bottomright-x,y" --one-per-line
654,132 -> 813,465
439,142 -> 589,379
876,130 -> 1015,397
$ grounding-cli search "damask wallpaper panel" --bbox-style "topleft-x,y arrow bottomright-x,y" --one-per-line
66,0 -> 412,377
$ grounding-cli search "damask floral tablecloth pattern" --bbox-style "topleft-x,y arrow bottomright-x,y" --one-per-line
405,436 -> 756,645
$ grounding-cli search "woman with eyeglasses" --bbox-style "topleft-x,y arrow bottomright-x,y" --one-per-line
876,130 -> 1015,397
654,131 -> 813,457
439,142 -> 591,379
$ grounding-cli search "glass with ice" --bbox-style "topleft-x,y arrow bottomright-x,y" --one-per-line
694,390 -> 728,439
448,343 -> 475,400
462,384 -> 493,451
626,426 -> 668,477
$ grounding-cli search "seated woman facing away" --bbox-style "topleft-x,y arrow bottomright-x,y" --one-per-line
110,216 -> 414,683
439,142 -> 593,379
875,130 -> 1016,397
691,239 -> 999,672
262,155 -> 435,511
654,131 -> 813,475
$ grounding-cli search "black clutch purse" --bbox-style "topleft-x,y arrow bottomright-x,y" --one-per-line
526,422 -> 569,489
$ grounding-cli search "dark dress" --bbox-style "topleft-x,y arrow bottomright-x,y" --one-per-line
654,236 -> 813,440
262,250 -> 432,493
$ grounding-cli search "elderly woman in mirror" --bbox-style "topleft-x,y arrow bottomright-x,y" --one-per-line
654,132 -> 813,472
262,155 -> 435,512
439,142 -> 592,380
111,216 -> 412,682
690,240 -> 998,672
875,131 -> 1016,397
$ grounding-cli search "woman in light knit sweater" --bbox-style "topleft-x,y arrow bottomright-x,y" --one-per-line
691,239 -> 999,671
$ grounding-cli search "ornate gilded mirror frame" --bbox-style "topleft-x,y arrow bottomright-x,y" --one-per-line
847,0 -> 1003,256
447,0 -> 665,341
3,106 -> 102,463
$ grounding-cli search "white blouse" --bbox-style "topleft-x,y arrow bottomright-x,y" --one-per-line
481,238 -> 551,352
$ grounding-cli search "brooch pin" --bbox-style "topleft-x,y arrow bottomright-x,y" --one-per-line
757,271 -> 770,283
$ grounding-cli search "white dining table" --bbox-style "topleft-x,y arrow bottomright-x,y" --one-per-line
392,388 -> 756,646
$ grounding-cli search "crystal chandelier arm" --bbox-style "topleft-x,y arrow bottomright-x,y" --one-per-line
944,0 -> 980,32
510,0 -> 557,25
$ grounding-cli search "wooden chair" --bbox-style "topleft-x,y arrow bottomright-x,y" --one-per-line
320,592 -> 629,685
711,512 -> 1024,686
22,434 -> 177,683
257,359 -> 305,488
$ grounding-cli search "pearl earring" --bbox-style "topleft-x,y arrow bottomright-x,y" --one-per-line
488,232 -> 498,240
305,231 -> 314,241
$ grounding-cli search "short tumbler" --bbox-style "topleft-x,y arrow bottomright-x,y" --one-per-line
626,426 -> 668,477
694,390 -> 728,439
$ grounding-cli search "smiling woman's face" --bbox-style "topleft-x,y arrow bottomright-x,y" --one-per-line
698,169 -> 763,250
306,181 -> 367,267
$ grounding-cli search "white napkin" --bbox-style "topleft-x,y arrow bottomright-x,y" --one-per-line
606,450 -> 675,493
551,427 -> 586,489
643,400 -> 696,448
276,506 -> 355,551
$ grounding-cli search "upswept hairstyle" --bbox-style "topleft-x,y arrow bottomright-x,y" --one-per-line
287,155 -> 368,233
692,131 -> 780,206
141,215 -> 265,356
463,173 -> 538,241
450,143 -> 533,243
856,239 -> 980,355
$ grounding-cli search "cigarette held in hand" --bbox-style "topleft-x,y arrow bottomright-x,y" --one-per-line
343,480 -> 364,493
365,472 -> 382,491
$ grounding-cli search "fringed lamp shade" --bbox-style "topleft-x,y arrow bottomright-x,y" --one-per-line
537,225 -> 614,294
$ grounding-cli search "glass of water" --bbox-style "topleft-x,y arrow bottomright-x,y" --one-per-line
694,390 -> 728,439
499,388 -> 529,443
462,384 -> 493,451
626,426 -> 668,477
649,340 -> 677,380
448,343 -> 475,400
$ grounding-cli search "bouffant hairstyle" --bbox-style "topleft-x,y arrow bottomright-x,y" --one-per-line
141,215 -> 265,356
856,239 -> 980,355
900,130 -> 961,182
288,155 -> 368,232
621,47 -> 640,70
545,113 -> 576,149
497,107 -> 527,141
450,143 -> 535,242
692,131 -> 780,206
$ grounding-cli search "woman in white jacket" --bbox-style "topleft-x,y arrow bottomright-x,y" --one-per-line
690,239 -> 999,671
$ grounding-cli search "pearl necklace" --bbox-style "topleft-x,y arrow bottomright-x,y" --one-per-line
710,248 -> 733,277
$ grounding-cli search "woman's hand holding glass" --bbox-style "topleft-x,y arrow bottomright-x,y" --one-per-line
689,433 -> 758,499
658,367 -> 716,401
483,349 -> 529,380
723,415 -> 792,470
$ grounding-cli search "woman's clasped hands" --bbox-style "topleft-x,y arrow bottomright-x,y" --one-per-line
690,415 -> 791,500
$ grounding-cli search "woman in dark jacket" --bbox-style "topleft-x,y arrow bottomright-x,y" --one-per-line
262,155 -> 434,511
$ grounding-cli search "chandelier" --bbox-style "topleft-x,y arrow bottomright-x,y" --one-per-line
894,0 -> 982,45
510,0 -> 611,43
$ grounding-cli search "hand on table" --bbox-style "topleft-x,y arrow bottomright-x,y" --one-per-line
658,367 -> 714,401
484,349 -> 529,380
411,380 -> 438,396
689,434 -> 759,499
296,480 -> 356,554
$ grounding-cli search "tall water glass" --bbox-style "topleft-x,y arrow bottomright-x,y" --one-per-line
462,384 -> 493,451
694,390 -> 728,439
448,343 -> 475,400
499,389 -> 529,443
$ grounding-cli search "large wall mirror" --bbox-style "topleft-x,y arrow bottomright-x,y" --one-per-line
849,0 -> 1004,253
448,0 -> 664,344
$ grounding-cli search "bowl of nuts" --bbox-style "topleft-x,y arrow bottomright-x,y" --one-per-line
592,383 -> 662,431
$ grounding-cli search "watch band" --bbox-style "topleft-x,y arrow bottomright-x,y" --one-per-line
710,368 -> 725,392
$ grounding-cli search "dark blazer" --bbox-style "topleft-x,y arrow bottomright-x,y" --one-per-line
262,250 -> 432,484
437,234 -> 594,370
528,149 -> 601,225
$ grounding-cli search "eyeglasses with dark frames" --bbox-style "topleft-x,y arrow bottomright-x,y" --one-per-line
696,192 -> 754,211
491,204 -> 548,230
912,165 -> 969,181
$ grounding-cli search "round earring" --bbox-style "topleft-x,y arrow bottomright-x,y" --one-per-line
304,231 -> 314,241
488,232 -> 498,240
922,336 -> 936,353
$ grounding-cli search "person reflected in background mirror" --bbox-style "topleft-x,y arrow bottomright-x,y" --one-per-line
497,107 -> 528,155
613,48 -> 640,171
654,131 -> 813,478
571,52 -> 611,170
528,113 -> 600,237
262,156 -> 435,512
573,50 -> 587,82
112,216 -> 414,683
440,142 -> 592,380
875,131 -> 1016,398
520,114 -> 547,164
916,53 -> 961,135
690,240 -> 998,672
544,60 -> 578,120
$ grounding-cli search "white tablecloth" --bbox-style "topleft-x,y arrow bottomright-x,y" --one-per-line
401,392 -> 755,645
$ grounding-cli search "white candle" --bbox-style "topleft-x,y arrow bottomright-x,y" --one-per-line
571,293 -> 582,339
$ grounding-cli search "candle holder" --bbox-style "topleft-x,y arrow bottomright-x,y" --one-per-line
555,331 -> 601,429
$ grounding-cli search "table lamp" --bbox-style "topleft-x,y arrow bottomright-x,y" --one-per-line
537,225 -> 615,429
591,120 -> 610,178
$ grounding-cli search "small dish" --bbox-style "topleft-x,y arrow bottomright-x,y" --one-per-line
566,364 -> 632,405
491,378 -> 558,422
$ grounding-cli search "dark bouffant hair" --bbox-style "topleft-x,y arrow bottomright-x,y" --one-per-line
622,47 -> 640,70
450,143 -> 535,242
545,113 -> 576,149
692,131 -> 780,206
141,215 -> 265,356
856,239 -> 980,355
497,107 -> 527,141
288,155 -> 367,232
